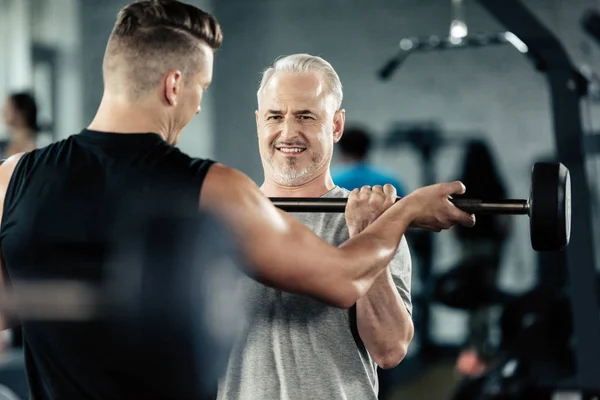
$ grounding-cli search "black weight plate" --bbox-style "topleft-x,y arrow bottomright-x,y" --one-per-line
530,162 -> 571,251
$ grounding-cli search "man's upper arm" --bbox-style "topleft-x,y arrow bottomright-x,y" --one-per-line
0,153 -> 25,330
199,163 -> 352,307
390,236 -> 413,315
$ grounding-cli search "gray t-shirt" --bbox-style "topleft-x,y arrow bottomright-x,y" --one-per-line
217,186 -> 412,400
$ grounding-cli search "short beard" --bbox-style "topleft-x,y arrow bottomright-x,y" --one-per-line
265,150 -> 323,187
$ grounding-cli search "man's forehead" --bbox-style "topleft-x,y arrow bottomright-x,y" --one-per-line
260,71 -> 329,109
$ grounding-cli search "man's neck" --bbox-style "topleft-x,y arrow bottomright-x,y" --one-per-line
260,169 -> 336,198
87,93 -> 170,142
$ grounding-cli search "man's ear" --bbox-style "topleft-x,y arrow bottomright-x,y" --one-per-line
333,109 -> 346,143
255,110 -> 260,135
164,70 -> 183,106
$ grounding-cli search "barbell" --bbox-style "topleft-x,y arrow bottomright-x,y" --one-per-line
0,161 -> 570,323
270,162 -> 571,252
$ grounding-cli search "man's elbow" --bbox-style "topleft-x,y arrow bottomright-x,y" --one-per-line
373,342 -> 410,370
325,284 -> 361,309
328,279 -> 372,309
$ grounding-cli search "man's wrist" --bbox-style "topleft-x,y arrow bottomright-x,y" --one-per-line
348,221 -> 368,238
389,195 -> 417,227
348,228 -> 361,238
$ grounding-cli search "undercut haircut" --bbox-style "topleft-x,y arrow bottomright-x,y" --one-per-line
103,0 -> 223,99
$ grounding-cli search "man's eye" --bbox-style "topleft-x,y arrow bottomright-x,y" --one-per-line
267,115 -> 282,120
298,115 -> 314,120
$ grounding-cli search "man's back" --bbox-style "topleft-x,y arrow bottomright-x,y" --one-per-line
0,129 -> 215,399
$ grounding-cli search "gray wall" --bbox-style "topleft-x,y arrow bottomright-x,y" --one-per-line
80,0 -> 116,128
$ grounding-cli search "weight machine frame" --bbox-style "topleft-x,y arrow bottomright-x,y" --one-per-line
380,0 -> 600,394
478,1 -> 600,393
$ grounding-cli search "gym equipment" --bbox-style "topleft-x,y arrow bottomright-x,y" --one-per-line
381,0 -> 599,390
500,287 -> 573,360
378,31 -> 524,80
430,259 -> 514,311
451,287 -> 577,400
450,357 -> 543,400
271,162 -> 571,252
475,1 -> 600,390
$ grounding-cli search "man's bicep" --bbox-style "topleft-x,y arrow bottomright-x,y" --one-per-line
0,153 -> 23,331
390,236 -> 413,315
199,164 -> 345,304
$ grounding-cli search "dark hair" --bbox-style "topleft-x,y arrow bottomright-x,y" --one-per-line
104,0 -> 223,97
9,92 -> 38,132
338,127 -> 372,161
112,0 -> 223,50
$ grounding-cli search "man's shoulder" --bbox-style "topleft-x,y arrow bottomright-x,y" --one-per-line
189,156 -> 217,172
323,186 -> 351,198
144,143 -> 215,177
16,136 -> 73,165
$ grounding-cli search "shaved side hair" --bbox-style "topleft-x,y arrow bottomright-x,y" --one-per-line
103,0 -> 223,100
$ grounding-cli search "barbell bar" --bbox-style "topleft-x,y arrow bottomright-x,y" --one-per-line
270,162 -> 571,252
270,197 -> 530,215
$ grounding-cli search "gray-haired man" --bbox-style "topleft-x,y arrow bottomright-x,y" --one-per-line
218,54 -> 415,400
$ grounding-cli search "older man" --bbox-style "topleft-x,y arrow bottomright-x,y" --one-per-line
218,54 -> 415,400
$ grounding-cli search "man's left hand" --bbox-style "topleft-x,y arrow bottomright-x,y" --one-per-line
345,184 -> 397,237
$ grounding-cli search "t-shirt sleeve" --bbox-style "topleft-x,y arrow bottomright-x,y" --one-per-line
389,236 -> 412,315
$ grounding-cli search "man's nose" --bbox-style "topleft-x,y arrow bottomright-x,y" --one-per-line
279,117 -> 297,140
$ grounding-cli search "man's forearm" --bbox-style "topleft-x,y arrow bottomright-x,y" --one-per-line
336,199 -> 414,298
356,268 -> 413,369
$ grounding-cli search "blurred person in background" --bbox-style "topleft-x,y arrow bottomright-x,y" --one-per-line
452,139 -> 511,377
333,126 -> 407,197
0,91 -> 37,351
1,92 -> 39,159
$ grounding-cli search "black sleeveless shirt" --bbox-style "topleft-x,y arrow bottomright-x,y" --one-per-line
0,129 -> 216,399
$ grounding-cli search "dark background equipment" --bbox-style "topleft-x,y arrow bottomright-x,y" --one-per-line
376,0 -> 600,395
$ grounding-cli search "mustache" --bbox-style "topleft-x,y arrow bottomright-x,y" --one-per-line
271,141 -> 308,147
